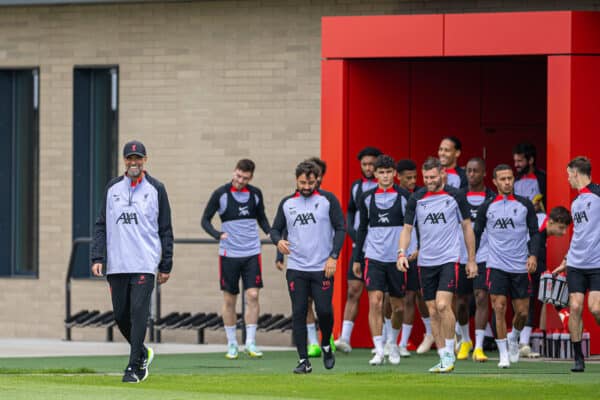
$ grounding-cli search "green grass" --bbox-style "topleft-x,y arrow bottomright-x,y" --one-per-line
0,350 -> 598,399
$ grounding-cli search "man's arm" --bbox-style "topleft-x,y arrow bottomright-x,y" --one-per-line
351,193 -> 369,263
254,188 -> 271,235
270,198 -> 287,245
327,193 -> 346,258
200,189 -> 224,240
347,183 -> 359,242
157,183 -> 174,275
473,200 -> 490,251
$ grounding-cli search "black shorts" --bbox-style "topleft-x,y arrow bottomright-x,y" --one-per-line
567,266 -> 600,294
364,258 -> 406,298
418,262 -> 458,302
457,262 -> 488,295
486,268 -> 531,299
406,259 -> 420,291
219,254 -> 263,295
347,250 -> 366,282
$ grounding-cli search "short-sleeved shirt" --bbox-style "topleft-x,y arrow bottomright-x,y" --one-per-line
567,183 -> 600,269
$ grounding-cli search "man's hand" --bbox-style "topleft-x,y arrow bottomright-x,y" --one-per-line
324,257 -> 337,278
220,232 -> 228,240
91,263 -> 103,277
526,255 -> 538,274
275,261 -> 285,271
553,258 -> 567,276
157,272 -> 170,284
352,262 -> 362,279
466,260 -> 478,279
408,250 -> 418,262
277,240 -> 290,255
397,255 -> 409,272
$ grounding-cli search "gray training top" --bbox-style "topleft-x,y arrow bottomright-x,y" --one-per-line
270,189 -> 346,272
567,183 -> 600,269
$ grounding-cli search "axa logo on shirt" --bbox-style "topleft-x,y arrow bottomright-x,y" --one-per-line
116,212 -> 139,225
293,212 -> 317,226
238,205 -> 249,216
573,211 -> 589,225
378,213 -> 390,224
493,218 -> 515,229
424,212 -> 446,224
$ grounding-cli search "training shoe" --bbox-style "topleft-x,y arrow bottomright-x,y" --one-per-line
369,352 -> 385,366
417,334 -> 435,354
334,339 -> 352,353
329,335 -> 336,353
144,346 -> 155,368
472,348 -> 488,362
388,345 -> 401,365
293,359 -> 312,374
519,344 -> 531,358
398,346 -> 411,357
438,352 -> 455,373
307,343 -> 321,358
137,346 -> 153,382
322,346 -> 335,369
508,339 -> 520,363
456,341 -> 472,360
571,357 -> 585,373
122,366 -> 140,383
498,353 -> 510,369
428,361 -> 442,373
245,342 -> 263,358
225,344 -> 239,360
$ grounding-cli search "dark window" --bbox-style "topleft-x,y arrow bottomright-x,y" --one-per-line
72,67 -> 118,278
0,69 -> 40,277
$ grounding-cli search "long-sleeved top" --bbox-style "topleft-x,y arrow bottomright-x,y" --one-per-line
446,166 -> 468,189
347,178 -> 378,243
474,193 -> 540,273
201,183 -> 270,257
352,185 -> 411,263
514,169 -> 547,201
404,185 -> 471,267
270,189 -> 345,272
92,172 -> 173,275
567,183 -> 600,269
458,188 -> 496,264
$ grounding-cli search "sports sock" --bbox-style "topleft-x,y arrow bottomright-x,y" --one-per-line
388,327 -> 400,346
340,320 -> 354,343
225,325 -> 238,346
245,324 -> 257,346
373,335 -> 384,355
383,318 -> 391,341
519,326 -> 532,346
400,324 -> 413,348
459,323 -> 471,343
508,328 -> 521,343
445,338 -> 455,355
484,322 -> 493,337
573,341 -> 583,359
475,329 -> 485,350
455,321 -> 462,337
437,348 -> 445,358
422,317 -> 432,336
496,338 -> 508,358
306,323 -> 318,346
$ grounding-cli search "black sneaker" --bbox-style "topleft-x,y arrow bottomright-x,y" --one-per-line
293,359 -> 312,374
571,357 -> 585,372
322,346 -> 335,370
122,366 -> 140,383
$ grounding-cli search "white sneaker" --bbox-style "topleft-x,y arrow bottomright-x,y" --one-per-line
519,344 -> 531,358
334,339 -> 352,353
383,342 -> 392,357
416,334 -> 435,354
438,352 -> 455,373
369,352 -> 385,366
388,346 -> 401,365
398,346 -> 411,357
371,347 -> 377,354
508,339 -> 520,363
498,353 -> 510,368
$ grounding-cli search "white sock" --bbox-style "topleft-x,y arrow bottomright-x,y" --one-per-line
245,324 -> 257,346
388,328 -> 400,346
455,321 -> 462,336
484,322 -> 493,337
508,328 -> 521,343
438,348 -> 445,358
475,329 -> 485,350
422,317 -> 432,336
445,338 -> 455,354
307,323 -> 318,345
496,338 -> 508,358
373,335 -> 384,355
520,326 -> 532,346
341,320 -> 354,343
459,323 -> 471,343
400,324 -> 413,348
382,318 -> 391,341
225,325 -> 238,346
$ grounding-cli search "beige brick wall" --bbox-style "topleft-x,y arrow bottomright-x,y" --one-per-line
0,0 -> 598,342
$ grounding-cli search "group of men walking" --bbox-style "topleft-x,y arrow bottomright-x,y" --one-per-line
91,138 -> 599,382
